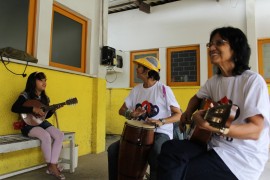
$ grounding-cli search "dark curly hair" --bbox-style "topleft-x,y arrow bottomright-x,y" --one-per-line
24,72 -> 49,105
141,66 -> 160,81
148,70 -> 160,81
209,26 -> 251,75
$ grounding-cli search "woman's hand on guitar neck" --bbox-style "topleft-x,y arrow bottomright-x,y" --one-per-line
33,107 -> 45,116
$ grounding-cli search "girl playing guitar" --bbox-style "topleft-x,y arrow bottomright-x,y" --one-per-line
11,72 -> 65,180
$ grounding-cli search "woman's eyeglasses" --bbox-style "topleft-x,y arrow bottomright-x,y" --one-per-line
206,39 -> 228,48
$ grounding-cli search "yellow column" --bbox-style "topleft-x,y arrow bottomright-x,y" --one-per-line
91,78 -> 106,153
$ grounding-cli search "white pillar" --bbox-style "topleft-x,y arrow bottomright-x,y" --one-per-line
246,0 -> 258,72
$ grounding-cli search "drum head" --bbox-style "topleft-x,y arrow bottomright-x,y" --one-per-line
126,120 -> 155,129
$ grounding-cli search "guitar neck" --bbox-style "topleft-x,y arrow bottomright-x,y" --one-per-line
45,102 -> 66,111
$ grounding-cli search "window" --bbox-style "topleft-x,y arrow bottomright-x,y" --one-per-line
0,0 -> 36,55
50,4 -> 87,73
167,45 -> 200,86
130,49 -> 159,87
258,39 -> 270,83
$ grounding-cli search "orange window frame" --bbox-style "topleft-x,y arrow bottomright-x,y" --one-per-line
258,38 -> 270,83
207,52 -> 218,78
207,54 -> 213,78
130,49 -> 159,87
26,0 -> 37,55
167,45 -> 200,86
50,4 -> 87,73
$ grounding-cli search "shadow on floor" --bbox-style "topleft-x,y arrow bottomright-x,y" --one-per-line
4,134 -> 270,180
5,135 -> 120,180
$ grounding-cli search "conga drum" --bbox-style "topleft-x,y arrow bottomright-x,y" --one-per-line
118,120 -> 155,180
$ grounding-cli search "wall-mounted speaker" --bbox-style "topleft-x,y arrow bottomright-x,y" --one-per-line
101,46 -> 116,66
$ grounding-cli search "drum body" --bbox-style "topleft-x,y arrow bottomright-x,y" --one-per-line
118,120 -> 155,180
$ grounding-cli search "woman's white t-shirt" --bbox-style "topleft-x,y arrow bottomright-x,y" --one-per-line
197,70 -> 270,180
125,81 -> 180,139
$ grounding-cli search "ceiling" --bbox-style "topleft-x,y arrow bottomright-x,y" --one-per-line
108,0 -> 181,14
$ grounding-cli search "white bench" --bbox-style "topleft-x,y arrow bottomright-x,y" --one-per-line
0,131 -> 75,179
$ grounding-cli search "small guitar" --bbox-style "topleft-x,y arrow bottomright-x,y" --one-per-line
187,98 -> 239,144
20,98 -> 78,126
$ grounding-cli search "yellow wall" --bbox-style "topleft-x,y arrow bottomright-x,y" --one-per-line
0,63 -> 106,174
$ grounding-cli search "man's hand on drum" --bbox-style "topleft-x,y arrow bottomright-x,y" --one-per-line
146,118 -> 163,127
131,107 -> 146,119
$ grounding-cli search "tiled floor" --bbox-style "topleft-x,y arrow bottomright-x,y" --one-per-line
3,135 -> 270,180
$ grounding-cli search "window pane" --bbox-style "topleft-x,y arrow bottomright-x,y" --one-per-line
52,12 -> 82,68
170,50 -> 197,82
0,0 -> 29,51
262,43 -> 270,79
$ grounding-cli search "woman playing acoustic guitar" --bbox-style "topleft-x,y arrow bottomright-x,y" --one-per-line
158,27 -> 270,180
11,72 -> 65,180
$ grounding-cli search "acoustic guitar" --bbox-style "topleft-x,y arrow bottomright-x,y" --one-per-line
20,98 -> 78,126
186,98 -> 239,144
